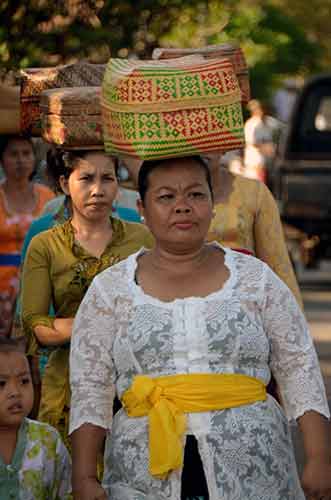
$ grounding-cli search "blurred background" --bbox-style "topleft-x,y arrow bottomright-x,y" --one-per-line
1,0 -> 330,101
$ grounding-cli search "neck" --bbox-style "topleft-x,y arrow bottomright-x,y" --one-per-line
210,166 -> 233,203
0,423 -> 20,435
71,211 -> 111,238
3,178 -> 32,196
151,242 -> 208,271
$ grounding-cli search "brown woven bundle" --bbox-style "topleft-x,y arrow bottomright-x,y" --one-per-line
40,86 -> 103,149
20,61 -> 106,136
152,43 -> 250,104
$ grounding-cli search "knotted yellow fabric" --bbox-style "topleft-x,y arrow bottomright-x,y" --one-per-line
122,373 -> 266,479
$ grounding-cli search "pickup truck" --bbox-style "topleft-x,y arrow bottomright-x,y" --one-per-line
271,74 -> 331,268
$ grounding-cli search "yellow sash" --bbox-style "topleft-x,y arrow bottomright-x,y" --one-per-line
122,373 -> 266,479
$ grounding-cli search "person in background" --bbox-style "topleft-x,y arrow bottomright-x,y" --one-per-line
206,153 -> 302,308
20,148 -> 153,447
272,78 -> 299,124
0,135 -> 54,337
244,99 -> 282,184
0,336 -> 71,499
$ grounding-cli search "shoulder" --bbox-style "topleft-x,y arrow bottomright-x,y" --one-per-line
93,251 -> 137,299
25,418 -> 62,444
34,183 -> 55,199
232,173 -> 261,194
117,218 -> 154,248
226,247 -> 269,290
27,213 -> 54,235
26,221 -> 68,254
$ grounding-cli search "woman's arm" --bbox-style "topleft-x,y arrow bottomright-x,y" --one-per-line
261,267 -> 331,495
298,411 -> 331,498
69,275 -> 117,495
71,423 -> 107,500
21,235 -> 73,348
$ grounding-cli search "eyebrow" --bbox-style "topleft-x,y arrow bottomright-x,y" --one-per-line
154,182 -> 205,192
0,371 -> 30,378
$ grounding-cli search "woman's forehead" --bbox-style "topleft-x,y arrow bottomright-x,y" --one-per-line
149,162 -> 207,187
75,154 -> 115,172
5,139 -> 33,152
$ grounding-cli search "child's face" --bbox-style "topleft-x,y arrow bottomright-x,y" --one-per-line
0,352 -> 34,428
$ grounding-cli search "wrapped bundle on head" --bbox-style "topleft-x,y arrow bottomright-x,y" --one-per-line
101,56 -> 245,160
152,43 -> 250,104
20,61 -> 106,135
40,86 -> 103,149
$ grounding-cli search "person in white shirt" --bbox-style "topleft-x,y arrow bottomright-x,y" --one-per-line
244,99 -> 282,184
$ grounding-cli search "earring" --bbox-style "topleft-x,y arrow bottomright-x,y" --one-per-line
140,215 -> 145,223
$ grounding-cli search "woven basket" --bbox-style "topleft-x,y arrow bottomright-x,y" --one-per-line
40,86 -> 103,149
152,43 -> 250,104
20,62 -> 106,136
101,56 -> 245,160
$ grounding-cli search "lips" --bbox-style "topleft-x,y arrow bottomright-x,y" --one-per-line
173,221 -> 194,229
8,402 -> 23,413
87,202 -> 108,208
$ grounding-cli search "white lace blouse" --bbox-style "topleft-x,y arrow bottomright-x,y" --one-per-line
69,246 -> 329,500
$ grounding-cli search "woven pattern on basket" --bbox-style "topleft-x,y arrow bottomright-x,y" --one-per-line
20,62 -> 106,135
152,43 -> 250,104
101,57 -> 244,160
40,87 -> 103,148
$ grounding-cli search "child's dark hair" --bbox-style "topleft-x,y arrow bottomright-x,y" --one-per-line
138,156 -> 214,204
0,134 -> 37,181
46,147 -> 119,193
0,336 -> 27,354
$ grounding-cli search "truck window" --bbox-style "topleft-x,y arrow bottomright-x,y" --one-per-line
315,97 -> 331,131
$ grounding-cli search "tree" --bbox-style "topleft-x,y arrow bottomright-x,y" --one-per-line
0,0 -> 327,101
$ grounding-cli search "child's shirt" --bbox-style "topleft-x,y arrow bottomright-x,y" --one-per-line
0,418 -> 71,499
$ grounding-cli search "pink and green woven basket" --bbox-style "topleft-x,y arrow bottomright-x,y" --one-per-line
101,56 -> 245,160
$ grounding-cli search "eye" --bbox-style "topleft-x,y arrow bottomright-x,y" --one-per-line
103,175 -> 115,182
158,193 -> 174,201
0,380 -> 5,388
189,191 -> 206,199
21,377 -> 31,385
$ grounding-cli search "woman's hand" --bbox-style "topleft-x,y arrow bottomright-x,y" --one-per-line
34,317 -> 74,346
73,477 -> 107,500
301,458 -> 331,499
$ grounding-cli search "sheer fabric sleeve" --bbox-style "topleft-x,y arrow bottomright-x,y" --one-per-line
262,266 -> 329,421
254,182 -> 303,309
69,277 -> 116,435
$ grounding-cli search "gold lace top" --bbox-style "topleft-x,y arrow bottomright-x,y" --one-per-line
208,174 -> 302,308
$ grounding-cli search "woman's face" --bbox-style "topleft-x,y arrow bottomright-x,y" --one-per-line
60,152 -> 118,222
139,158 -> 214,251
1,138 -> 35,182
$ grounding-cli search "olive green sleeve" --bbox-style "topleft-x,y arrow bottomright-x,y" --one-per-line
21,235 -> 54,355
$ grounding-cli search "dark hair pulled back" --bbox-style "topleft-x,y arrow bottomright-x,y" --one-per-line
46,147 -> 119,193
138,155 -> 214,204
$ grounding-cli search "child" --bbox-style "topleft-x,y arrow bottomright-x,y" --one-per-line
0,337 -> 71,499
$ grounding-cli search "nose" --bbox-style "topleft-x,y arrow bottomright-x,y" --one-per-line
174,194 -> 192,214
91,180 -> 105,197
175,205 -> 191,214
8,380 -> 21,398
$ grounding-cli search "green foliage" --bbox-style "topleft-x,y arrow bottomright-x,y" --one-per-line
0,0 -> 328,102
